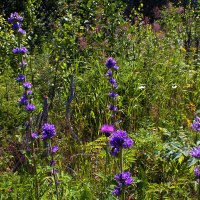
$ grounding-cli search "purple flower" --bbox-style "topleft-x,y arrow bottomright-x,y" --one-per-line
27,90 -> 33,95
15,74 -> 25,82
42,123 -> 56,140
108,91 -> 118,98
51,146 -> 59,153
50,160 -> 56,166
113,83 -> 118,89
100,124 -> 114,137
106,57 -> 116,69
25,104 -> 36,111
190,146 -> 200,158
110,147 -> 120,156
12,48 -> 20,54
31,133 -> 38,139
23,82 -> 32,89
20,61 -> 28,67
114,171 -> 134,185
109,77 -> 116,85
191,116 -> 200,131
20,47 -> 28,54
109,105 -> 118,111
194,166 -> 200,179
8,12 -> 23,23
12,22 -> 21,30
113,65 -> 119,70
112,183 -> 122,196
19,95 -> 28,105
106,70 -> 112,77
110,130 -> 134,151
18,28 -> 26,34
12,47 -> 28,54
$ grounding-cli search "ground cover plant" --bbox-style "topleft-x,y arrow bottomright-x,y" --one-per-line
0,0 -> 200,199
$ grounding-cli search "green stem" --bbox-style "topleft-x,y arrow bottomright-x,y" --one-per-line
29,113 -> 39,199
198,179 -> 200,200
49,140 -> 59,200
119,148 -> 125,200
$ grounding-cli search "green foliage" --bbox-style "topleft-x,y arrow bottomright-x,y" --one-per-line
0,1 -> 200,199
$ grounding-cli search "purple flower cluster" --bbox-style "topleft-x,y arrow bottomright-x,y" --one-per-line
194,166 -> 200,179
25,104 -> 36,111
112,171 -> 134,196
8,12 -> 23,23
106,57 -> 118,88
15,74 -> 25,82
42,123 -> 57,140
106,57 -> 117,69
23,82 -> 32,89
191,116 -> 200,131
12,47 -> 28,54
190,146 -> 200,158
19,95 -> 29,105
8,12 -> 26,35
110,130 -> 134,156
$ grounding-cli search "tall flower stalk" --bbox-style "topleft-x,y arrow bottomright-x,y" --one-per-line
42,123 -> 59,200
100,58 -> 134,199
8,12 -> 39,199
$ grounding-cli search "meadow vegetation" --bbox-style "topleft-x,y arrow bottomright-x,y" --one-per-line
0,0 -> 200,199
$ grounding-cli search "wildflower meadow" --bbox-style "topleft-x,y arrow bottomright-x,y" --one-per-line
0,0 -> 200,199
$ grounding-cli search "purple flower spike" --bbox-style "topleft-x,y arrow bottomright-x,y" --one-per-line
23,82 -> 32,89
190,146 -> 200,158
191,116 -> 200,131
19,95 -> 28,105
25,104 -> 36,111
31,133 -> 38,139
15,74 -> 25,82
18,28 -> 26,34
51,146 -> 59,153
194,166 -> 200,179
42,123 -> 56,140
106,57 -> 116,69
12,22 -> 21,30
